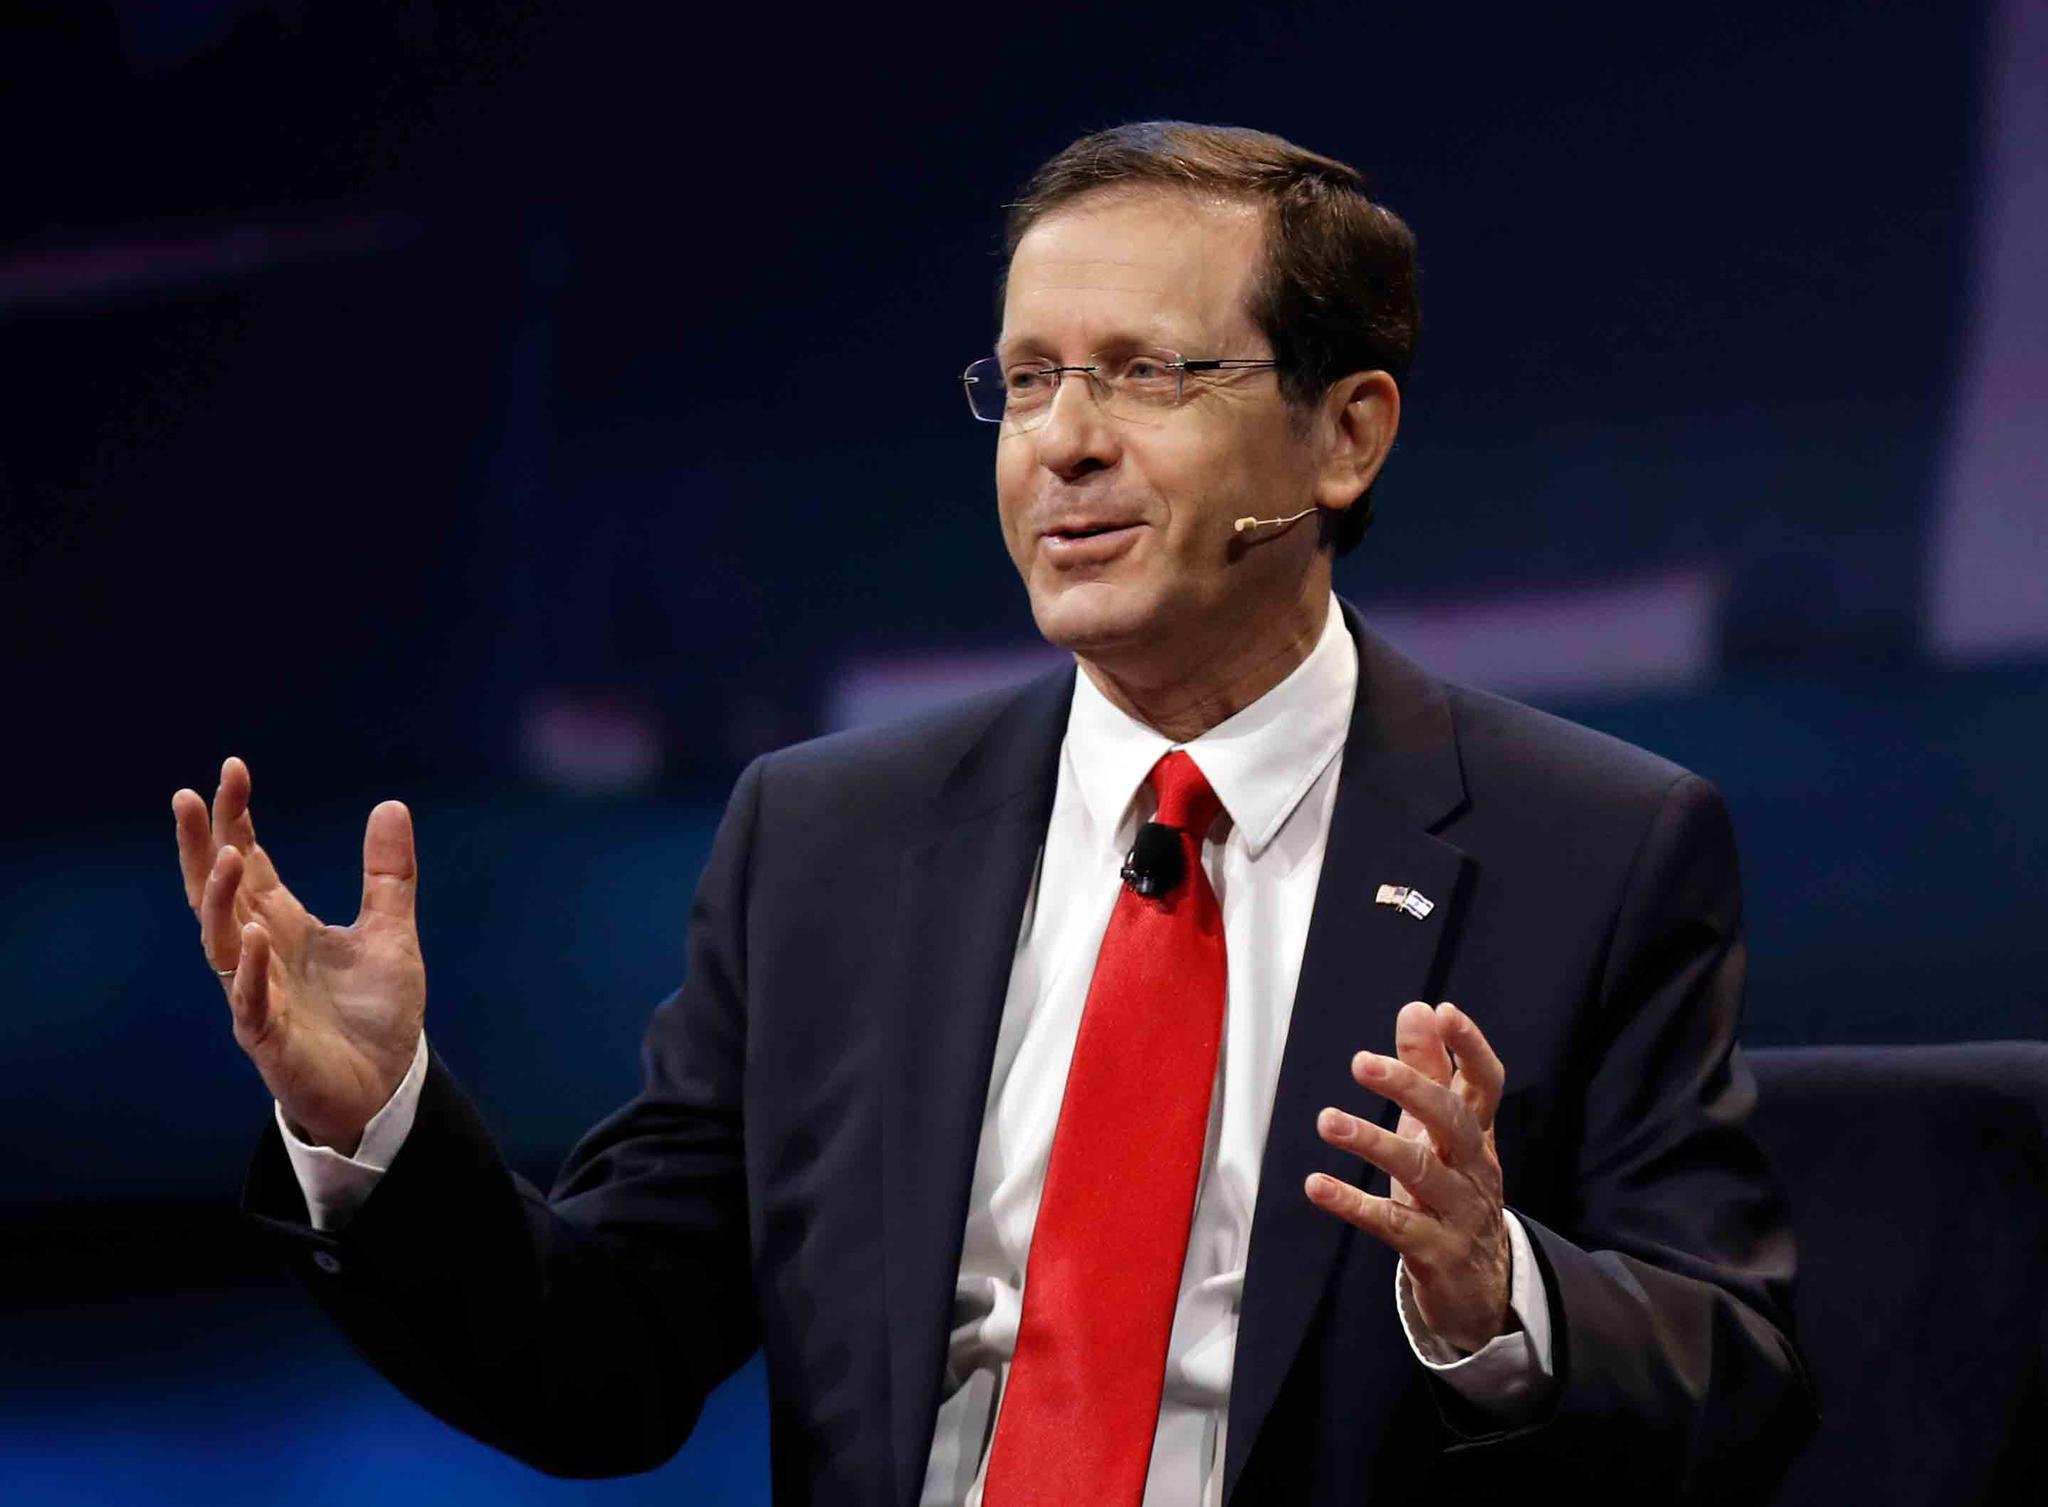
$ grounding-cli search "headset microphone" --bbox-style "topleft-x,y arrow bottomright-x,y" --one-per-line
1232,506 -> 1319,535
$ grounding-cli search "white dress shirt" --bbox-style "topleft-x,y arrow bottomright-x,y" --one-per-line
283,593 -> 1551,1503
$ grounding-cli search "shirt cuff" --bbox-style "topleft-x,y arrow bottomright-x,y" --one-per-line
276,1031 -> 430,1233
1393,1208 -> 1555,1420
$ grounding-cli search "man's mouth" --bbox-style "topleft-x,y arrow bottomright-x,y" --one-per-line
1040,521 -> 1145,561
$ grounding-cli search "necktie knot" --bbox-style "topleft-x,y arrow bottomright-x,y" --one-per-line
1149,750 -> 1222,842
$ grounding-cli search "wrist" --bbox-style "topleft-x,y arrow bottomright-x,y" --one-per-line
280,1108 -> 367,1158
273,1032 -> 420,1158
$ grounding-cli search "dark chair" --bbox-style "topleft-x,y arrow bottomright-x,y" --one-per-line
1749,1041 -> 2048,1507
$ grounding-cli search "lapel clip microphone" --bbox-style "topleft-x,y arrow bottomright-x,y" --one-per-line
1233,506 -> 1318,535
1121,822 -> 1186,897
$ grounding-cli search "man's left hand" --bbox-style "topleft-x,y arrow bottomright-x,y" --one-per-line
1306,999 -> 1512,1354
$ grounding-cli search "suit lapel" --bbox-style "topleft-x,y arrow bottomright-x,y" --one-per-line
880,668 -> 1071,1507
1223,602 -> 1471,1501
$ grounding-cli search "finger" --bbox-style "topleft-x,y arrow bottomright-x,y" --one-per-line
357,800 -> 417,926
207,755 -> 289,895
1354,1049 -> 1484,1166
229,920 -> 277,1043
211,756 -> 255,849
185,780 -> 317,956
199,846 -> 246,973
173,788 -> 216,911
1439,1002 -> 1507,1127
1305,1171 -> 1441,1258
1319,1107 -> 1484,1222
1394,998 -> 1454,1087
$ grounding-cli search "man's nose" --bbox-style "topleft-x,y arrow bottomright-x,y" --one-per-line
1029,370 -> 1120,479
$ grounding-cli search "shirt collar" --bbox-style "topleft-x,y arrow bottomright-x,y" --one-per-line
1063,592 -> 1358,858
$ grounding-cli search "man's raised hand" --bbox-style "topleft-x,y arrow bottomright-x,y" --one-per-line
1304,1000 -> 1513,1354
172,757 -> 426,1155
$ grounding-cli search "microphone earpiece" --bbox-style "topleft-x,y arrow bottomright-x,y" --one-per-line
1232,506 -> 1319,535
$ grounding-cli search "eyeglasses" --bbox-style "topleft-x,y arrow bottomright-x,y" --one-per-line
960,349 -> 1279,428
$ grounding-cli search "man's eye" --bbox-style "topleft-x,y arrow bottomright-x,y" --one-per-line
1122,358 -> 1171,384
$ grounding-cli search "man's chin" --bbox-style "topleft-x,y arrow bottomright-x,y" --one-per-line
1028,581 -> 1163,659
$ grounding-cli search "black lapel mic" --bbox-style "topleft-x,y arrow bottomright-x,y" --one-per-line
1121,821 -> 1186,897
1232,506 -> 1318,535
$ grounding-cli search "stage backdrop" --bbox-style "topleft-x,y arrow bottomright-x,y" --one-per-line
3,1 -> 2041,1501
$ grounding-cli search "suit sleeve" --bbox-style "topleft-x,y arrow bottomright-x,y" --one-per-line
240,757 -> 767,1478
1440,773 -> 1816,1503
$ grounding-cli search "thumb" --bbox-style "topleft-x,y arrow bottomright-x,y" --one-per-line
358,799 -> 417,926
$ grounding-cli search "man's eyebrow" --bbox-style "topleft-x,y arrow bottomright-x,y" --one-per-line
995,324 -> 1198,361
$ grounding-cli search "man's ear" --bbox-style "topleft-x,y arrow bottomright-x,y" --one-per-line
1312,370 -> 1400,522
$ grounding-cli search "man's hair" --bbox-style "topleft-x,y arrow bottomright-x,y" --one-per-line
1004,121 -> 1419,554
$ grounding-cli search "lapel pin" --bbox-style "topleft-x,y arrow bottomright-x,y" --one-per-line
1375,884 -> 1435,920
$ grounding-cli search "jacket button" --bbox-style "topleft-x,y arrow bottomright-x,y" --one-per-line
310,1250 -> 344,1276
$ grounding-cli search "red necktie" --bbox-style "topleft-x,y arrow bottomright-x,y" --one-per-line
983,751 -> 1228,1506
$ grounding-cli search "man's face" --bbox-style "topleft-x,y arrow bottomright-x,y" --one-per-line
995,189 -> 1324,671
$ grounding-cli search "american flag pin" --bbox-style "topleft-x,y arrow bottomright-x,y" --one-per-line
1375,884 -> 1435,920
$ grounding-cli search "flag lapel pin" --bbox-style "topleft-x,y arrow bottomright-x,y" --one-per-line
1375,883 -> 1435,921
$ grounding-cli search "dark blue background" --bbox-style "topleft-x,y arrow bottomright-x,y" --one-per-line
4,1 -> 2040,1500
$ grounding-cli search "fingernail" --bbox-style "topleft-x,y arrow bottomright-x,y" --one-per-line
1306,1173 -> 1332,1197
1319,1107 -> 1347,1137
1354,1051 -> 1384,1079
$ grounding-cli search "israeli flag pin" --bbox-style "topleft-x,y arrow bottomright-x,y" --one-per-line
1375,883 -> 1435,920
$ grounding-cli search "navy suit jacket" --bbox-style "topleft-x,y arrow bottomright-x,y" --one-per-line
246,601 -> 1813,1504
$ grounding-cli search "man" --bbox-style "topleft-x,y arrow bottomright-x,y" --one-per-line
173,123 -> 1811,1504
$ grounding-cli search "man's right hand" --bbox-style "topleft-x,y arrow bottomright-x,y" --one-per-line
173,756 -> 426,1156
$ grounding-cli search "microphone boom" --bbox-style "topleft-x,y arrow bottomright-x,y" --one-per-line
1232,507 -> 1318,535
